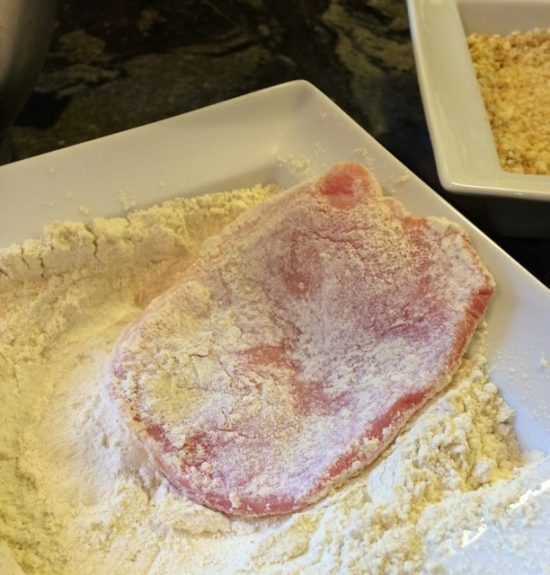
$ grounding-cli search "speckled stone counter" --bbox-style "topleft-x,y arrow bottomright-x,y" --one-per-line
4,0 -> 550,286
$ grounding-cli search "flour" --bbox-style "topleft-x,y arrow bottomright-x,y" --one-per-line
0,184 -> 547,574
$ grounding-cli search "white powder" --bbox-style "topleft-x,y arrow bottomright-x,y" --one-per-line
0,185 -> 547,574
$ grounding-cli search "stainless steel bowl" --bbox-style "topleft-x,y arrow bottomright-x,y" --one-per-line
0,0 -> 57,140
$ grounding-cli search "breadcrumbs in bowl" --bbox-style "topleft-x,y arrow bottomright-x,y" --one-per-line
407,0 -> 550,205
467,28 -> 550,176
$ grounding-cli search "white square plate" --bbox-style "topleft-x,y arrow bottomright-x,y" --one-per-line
407,0 -> 550,201
0,80 -> 548,571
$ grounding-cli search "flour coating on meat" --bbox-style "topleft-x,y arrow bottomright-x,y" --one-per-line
108,164 -> 494,516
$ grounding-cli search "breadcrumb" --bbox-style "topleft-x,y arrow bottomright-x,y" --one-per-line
468,29 -> 550,175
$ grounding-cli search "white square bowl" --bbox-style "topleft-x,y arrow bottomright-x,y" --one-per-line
407,0 -> 550,202
0,80 -> 548,572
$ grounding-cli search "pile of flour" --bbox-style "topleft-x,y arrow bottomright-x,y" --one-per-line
0,185 -> 548,575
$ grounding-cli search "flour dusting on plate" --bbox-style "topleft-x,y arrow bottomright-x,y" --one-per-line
0,184 -> 547,574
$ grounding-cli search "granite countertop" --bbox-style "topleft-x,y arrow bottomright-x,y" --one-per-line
4,0 -> 550,286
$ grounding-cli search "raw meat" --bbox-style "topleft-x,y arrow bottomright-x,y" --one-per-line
108,162 -> 494,517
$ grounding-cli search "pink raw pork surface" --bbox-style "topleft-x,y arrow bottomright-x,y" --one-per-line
108,162 -> 494,517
